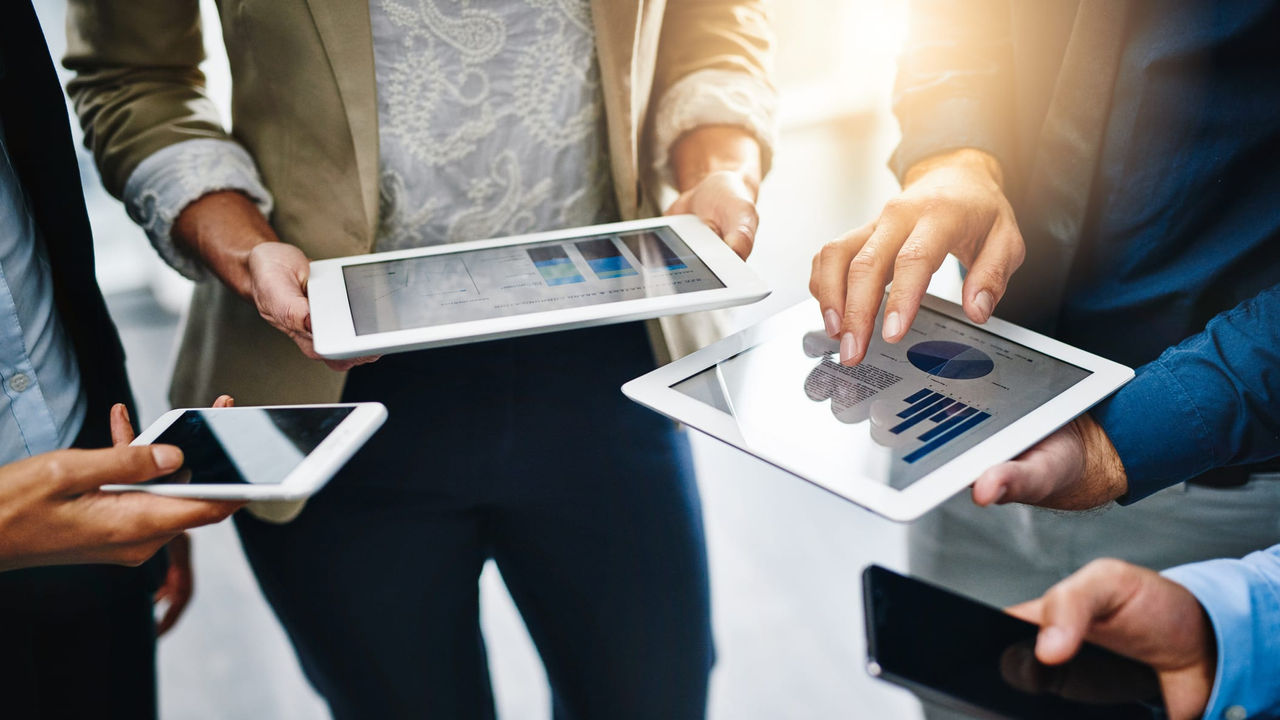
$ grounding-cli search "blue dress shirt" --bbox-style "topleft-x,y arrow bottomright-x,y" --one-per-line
1053,2 -> 1280,500
0,117 -> 86,462
1165,546 -> 1280,719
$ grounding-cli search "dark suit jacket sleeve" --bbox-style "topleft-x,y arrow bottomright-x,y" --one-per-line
888,0 -> 1016,183
1099,284 -> 1280,503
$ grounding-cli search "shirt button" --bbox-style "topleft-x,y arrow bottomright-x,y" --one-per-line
1227,706 -> 1248,720
8,373 -> 31,393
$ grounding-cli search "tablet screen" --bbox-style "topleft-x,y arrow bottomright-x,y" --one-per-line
671,306 -> 1091,490
341,227 -> 724,335
149,407 -> 354,485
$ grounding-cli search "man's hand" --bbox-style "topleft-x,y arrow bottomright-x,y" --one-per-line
1007,559 -> 1217,720
665,126 -> 762,259
971,412 -> 1128,510
809,148 -> 1024,365
0,404 -> 244,572
173,191 -> 378,372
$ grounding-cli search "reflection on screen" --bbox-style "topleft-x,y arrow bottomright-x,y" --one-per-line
671,305 -> 1091,491
867,567 -> 1165,719
149,407 -> 354,485
342,227 -> 725,335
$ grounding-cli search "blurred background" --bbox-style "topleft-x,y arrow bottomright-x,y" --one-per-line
35,1 -> 960,717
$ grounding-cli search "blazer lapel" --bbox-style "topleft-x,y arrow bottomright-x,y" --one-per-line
301,0 -> 381,246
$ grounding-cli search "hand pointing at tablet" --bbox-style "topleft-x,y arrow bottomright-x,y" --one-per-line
808,149 -> 1025,365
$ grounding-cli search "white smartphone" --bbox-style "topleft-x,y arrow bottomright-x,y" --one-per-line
101,403 -> 388,500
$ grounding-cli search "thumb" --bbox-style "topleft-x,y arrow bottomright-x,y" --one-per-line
718,201 -> 758,260
972,461 -> 1029,506
1034,562 -> 1129,665
53,445 -> 184,494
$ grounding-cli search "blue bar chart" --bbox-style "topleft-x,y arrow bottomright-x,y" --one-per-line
892,388 -> 992,464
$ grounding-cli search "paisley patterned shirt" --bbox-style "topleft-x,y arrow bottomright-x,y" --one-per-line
369,0 -> 615,251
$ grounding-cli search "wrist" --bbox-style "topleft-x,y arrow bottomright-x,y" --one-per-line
904,148 -> 1005,190
1079,412 -> 1129,502
172,190 -> 278,301
670,125 -> 762,196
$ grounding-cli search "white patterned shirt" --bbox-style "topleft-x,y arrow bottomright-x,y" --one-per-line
369,0 -> 614,251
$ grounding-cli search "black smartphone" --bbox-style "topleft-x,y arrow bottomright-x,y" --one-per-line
862,565 -> 1168,720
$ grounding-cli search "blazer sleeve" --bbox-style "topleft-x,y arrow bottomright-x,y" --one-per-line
1096,284 -> 1280,503
889,0 -> 1016,183
62,0 -> 230,199
647,0 -> 778,184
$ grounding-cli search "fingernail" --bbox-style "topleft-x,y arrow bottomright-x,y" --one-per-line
840,332 -> 860,365
152,445 -> 182,472
994,485 -> 1008,504
975,290 -> 995,321
1039,626 -> 1069,657
883,311 -> 901,341
824,309 -> 841,337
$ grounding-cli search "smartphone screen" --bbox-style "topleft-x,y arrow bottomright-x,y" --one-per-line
862,565 -> 1167,720
146,407 -> 355,486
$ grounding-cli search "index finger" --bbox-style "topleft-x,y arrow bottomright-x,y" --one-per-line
810,223 -> 873,337
839,216 -> 913,365
1006,598 -> 1045,625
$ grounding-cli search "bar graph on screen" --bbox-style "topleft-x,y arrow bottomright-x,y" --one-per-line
892,388 -> 992,464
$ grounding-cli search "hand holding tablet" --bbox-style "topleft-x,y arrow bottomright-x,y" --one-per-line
623,296 -> 1132,521
307,216 -> 769,358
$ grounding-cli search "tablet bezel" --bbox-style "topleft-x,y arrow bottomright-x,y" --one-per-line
308,215 -> 770,359
101,402 -> 388,500
622,297 -> 1134,522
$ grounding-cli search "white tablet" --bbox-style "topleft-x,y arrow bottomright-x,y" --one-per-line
101,403 -> 388,500
308,216 -> 770,359
622,297 -> 1134,522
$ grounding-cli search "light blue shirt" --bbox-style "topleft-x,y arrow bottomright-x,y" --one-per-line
0,118 -> 86,463
1164,546 -> 1280,720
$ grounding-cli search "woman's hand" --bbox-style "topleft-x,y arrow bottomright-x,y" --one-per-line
665,126 -> 763,259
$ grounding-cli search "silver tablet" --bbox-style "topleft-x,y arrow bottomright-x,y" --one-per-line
622,297 -> 1134,521
308,216 -> 770,358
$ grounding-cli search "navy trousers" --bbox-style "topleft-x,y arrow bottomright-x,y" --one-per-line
236,322 -> 713,719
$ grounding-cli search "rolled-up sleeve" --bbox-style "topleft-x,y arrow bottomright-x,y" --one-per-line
1163,546 -> 1280,720
650,68 -> 778,188
123,139 -> 273,282
647,0 -> 777,186
1096,285 -> 1280,502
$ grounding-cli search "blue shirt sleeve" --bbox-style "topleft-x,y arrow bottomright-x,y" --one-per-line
1091,284 -> 1280,502
1163,546 -> 1280,720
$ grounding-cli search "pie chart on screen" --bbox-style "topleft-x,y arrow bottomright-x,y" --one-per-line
906,341 -> 995,380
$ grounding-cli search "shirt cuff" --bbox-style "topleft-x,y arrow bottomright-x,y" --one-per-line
1092,358 -> 1217,504
650,68 -> 778,190
1164,553 -> 1280,720
123,139 -> 274,282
